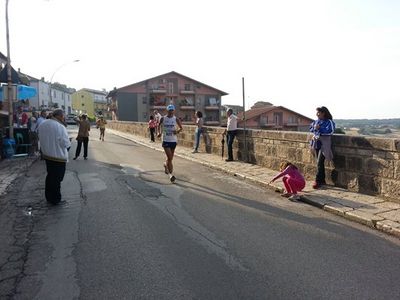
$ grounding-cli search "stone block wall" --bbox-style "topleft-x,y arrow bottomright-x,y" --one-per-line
108,121 -> 400,201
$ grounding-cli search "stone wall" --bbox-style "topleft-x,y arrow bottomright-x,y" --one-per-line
108,121 -> 400,201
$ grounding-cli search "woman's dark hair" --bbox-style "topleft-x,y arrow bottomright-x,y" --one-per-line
150,115 -> 154,120
280,161 -> 297,171
196,111 -> 203,118
316,106 -> 333,120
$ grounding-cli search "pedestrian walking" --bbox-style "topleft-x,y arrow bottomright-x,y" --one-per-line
192,111 -> 204,153
157,104 -> 183,183
37,109 -> 71,205
223,108 -> 238,161
309,106 -> 335,189
148,115 -> 157,142
74,114 -> 91,160
96,116 -> 107,141
270,161 -> 306,201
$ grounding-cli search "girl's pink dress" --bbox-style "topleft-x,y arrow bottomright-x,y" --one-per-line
272,165 -> 306,194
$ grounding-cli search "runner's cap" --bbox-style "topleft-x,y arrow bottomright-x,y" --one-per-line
167,104 -> 175,111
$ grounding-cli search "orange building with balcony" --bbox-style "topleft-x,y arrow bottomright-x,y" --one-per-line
237,102 -> 313,131
107,71 -> 227,125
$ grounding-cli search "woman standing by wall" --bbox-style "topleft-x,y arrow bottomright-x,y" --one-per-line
310,106 -> 335,189
192,111 -> 203,153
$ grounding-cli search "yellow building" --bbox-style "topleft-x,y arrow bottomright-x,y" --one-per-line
72,89 -> 95,117
72,88 -> 111,119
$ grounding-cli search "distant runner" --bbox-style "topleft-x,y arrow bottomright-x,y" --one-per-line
157,104 -> 183,183
96,116 -> 107,141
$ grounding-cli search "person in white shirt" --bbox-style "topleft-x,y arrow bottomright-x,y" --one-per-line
38,109 -> 71,205
157,104 -> 183,183
154,110 -> 162,135
224,108 -> 238,162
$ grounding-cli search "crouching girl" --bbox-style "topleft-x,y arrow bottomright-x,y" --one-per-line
270,161 -> 306,201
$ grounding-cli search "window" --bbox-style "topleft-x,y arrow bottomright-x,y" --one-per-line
168,82 -> 174,94
184,84 -> 191,91
142,96 -> 147,104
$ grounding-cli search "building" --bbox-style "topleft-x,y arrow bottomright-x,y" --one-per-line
0,52 -> 6,70
237,102 -> 313,131
72,88 -> 111,119
14,69 -> 74,113
107,71 -> 228,125
220,104 -> 244,126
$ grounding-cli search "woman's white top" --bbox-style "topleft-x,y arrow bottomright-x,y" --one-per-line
162,115 -> 177,143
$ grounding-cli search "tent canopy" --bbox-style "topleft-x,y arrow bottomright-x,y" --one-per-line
0,84 -> 37,101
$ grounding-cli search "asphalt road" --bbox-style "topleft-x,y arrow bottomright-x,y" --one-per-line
11,127 -> 400,299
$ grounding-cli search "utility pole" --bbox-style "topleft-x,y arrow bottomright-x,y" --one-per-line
242,77 -> 247,162
5,0 -> 14,139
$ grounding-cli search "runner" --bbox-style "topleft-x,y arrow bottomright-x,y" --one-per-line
96,116 -> 107,141
157,104 -> 183,183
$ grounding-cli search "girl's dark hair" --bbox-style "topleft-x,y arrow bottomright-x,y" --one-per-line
196,111 -> 203,118
280,161 -> 297,171
150,115 -> 154,120
317,106 -> 333,120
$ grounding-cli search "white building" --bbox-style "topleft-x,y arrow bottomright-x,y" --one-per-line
28,77 -> 74,113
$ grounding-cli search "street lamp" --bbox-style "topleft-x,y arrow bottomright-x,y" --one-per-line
49,59 -> 79,110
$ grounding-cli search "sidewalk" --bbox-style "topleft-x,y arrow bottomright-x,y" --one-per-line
108,129 -> 400,238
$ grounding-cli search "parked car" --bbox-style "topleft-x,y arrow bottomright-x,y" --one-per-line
65,114 -> 77,125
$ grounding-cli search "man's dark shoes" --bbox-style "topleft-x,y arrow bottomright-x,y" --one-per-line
73,157 -> 77,160
225,158 -> 234,162
84,157 -> 88,160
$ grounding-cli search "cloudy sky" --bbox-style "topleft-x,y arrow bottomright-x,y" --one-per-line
1,0 -> 400,119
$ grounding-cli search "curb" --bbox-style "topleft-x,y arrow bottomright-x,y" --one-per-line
109,129 -> 400,239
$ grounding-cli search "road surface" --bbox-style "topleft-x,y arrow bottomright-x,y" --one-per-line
5,127 -> 400,299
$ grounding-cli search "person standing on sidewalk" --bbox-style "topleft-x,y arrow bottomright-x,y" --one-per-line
223,108 -> 238,162
148,115 -> 157,142
192,111 -> 204,153
154,110 -> 162,136
96,116 -> 107,141
28,112 -> 39,155
37,109 -> 71,205
157,104 -> 183,183
309,106 -> 335,189
74,114 -> 91,160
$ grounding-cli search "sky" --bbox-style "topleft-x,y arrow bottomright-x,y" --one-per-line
1,0 -> 400,119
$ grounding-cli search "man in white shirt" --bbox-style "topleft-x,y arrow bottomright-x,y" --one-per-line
224,108 -> 238,162
38,109 -> 71,205
154,110 -> 162,135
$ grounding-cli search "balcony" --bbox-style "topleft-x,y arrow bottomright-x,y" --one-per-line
180,90 -> 195,95
205,106 -> 220,110
150,105 -> 166,110
150,89 -> 167,94
180,106 -> 195,110
285,122 -> 299,126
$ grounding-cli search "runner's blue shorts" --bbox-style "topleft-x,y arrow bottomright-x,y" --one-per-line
162,142 -> 177,149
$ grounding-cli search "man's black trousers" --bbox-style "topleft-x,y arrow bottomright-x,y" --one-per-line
45,159 -> 66,204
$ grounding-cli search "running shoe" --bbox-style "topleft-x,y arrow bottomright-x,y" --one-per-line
280,193 -> 292,198
288,194 -> 301,201
170,175 -> 176,183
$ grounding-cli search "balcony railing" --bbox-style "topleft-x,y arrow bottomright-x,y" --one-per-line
205,106 -> 220,110
180,106 -> 195,110
180,90 -> 195,95
150,89 -> 167,94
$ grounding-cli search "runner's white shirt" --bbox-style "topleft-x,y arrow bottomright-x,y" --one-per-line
162,115 -> 177,143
